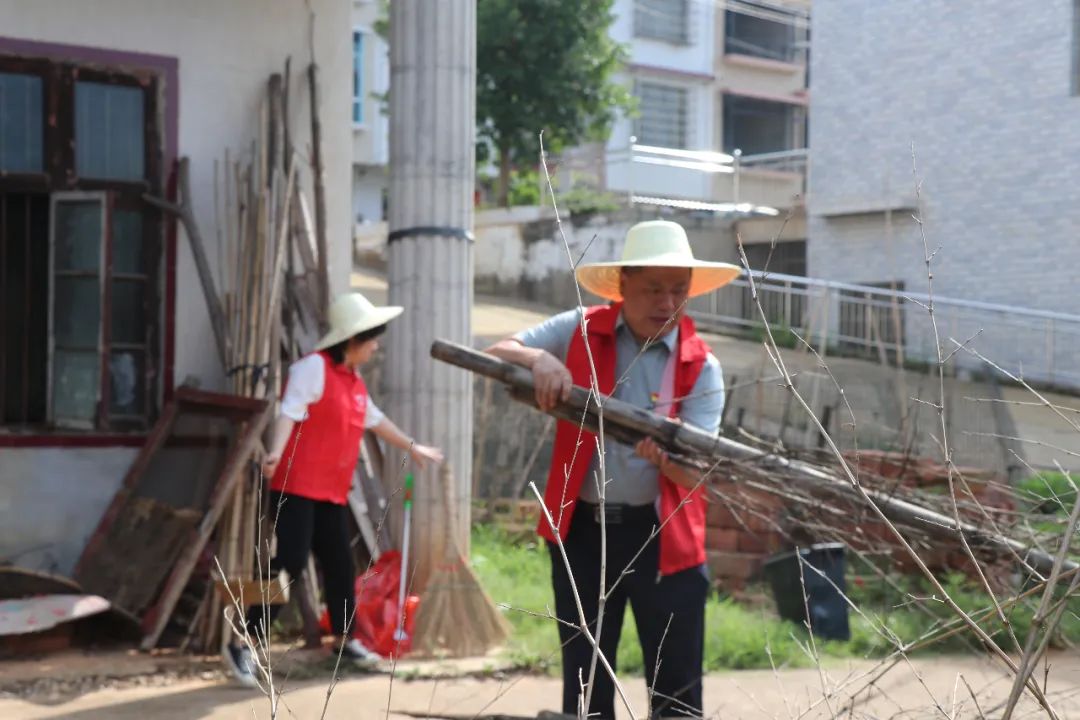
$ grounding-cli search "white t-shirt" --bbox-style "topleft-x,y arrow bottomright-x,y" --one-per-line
280,354 -> 385,428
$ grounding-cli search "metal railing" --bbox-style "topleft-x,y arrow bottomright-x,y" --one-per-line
689,271 -> 1080,390
735,148 -> 808,175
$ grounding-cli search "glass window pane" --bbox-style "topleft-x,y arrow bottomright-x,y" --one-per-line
0,72 -> 43,173
723,96 -> 794,155
112,209 -> 144,274
725,11 -> 796,63
76,82 -> 145,181
54,199 -> 103,271
110,279 -> 145,344
53,277 -> 101,348
353,31 -> 364,124
108,350 -> 144,416
53,349 -> 100,423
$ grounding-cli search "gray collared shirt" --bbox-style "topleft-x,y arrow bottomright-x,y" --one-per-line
514,309 -> 724,505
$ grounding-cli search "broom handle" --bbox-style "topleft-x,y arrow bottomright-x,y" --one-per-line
440,463 -> 463,559
395,473 -> 413,637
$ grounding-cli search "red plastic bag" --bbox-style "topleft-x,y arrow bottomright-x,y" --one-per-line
320,550 -> 419,658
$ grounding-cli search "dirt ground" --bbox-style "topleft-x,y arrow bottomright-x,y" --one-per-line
2,649 -> 1079,719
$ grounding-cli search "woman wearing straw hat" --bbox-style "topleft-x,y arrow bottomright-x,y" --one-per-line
487,220 -> 740,718
225,292 -> 443,687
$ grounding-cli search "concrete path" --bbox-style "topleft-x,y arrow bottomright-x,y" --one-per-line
3,652 -> 1079,719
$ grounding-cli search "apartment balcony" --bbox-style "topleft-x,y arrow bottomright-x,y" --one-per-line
713,148 -> 807,210
604,144 -> 805,215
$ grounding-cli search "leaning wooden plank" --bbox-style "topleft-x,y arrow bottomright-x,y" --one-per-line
144,158 -> 231,368
75,390 -> 267,626
294,193 -> 319,276
307,56 -> 330,321
141,400 -> 273,649
430,339 -> 1076,577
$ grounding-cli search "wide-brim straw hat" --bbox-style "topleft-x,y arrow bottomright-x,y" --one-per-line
314,292 -> 404,351
575,220 -> 742,301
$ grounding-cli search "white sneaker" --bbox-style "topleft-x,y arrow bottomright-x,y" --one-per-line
341,638 -> 381,666
224,642 -> 259,688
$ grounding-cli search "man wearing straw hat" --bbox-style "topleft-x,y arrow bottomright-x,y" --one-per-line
487,220 -> 740,719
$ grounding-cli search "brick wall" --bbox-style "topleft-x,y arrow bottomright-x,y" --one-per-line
807,0 -> 1080,315
705,450 -> 1017,593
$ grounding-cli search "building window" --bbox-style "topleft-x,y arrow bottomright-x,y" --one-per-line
634,0 -> 690,45
0,57 -> 161,431
634,80 -> 690,149
0,72 -> 44,173
75,82 -> 146,181
353,30 -> 364,124
724,2 -> 800,63
722,94 -> 804,155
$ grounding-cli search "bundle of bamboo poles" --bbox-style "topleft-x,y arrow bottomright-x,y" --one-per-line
178,68 -> 327,652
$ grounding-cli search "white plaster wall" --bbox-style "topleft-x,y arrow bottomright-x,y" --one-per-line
0,448 -> 138,574
352,166 -> 386,224
0,0 -> 353,392
474,224 -> 526,282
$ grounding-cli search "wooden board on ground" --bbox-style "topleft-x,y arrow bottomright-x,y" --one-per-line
72,388 -> 270,649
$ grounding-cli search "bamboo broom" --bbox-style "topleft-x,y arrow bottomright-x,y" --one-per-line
411,463 -> 511,658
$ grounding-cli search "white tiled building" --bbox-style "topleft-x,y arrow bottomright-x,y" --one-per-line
350,0 -> 390,227
599,0 -> 812,269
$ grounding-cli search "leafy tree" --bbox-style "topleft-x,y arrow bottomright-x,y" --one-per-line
477,0 -> 633,206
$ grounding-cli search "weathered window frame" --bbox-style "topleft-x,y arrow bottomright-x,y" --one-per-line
0,52 -> 164,433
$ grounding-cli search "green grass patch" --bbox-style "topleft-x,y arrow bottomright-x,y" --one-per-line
750,322 -> 801,350
471,524 -> 1080,674
1017,471 -> 1078,514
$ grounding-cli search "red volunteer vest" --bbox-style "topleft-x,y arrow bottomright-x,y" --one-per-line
538,303 -> 711,576
270,352 -> 367,504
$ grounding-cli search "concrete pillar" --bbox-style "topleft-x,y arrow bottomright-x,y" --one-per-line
384,0 -> 475,590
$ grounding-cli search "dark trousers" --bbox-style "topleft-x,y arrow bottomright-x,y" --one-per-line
245,492 -> 356,639
548,502 -> 708,719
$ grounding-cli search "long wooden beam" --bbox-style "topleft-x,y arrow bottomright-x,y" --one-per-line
431,339 -> 1074,576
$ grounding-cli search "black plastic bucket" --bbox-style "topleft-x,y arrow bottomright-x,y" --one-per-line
762,543 -> 850,641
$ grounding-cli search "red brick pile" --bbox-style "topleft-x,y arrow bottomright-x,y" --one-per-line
704,451 -> 1017,593
705,478 -> 787,593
